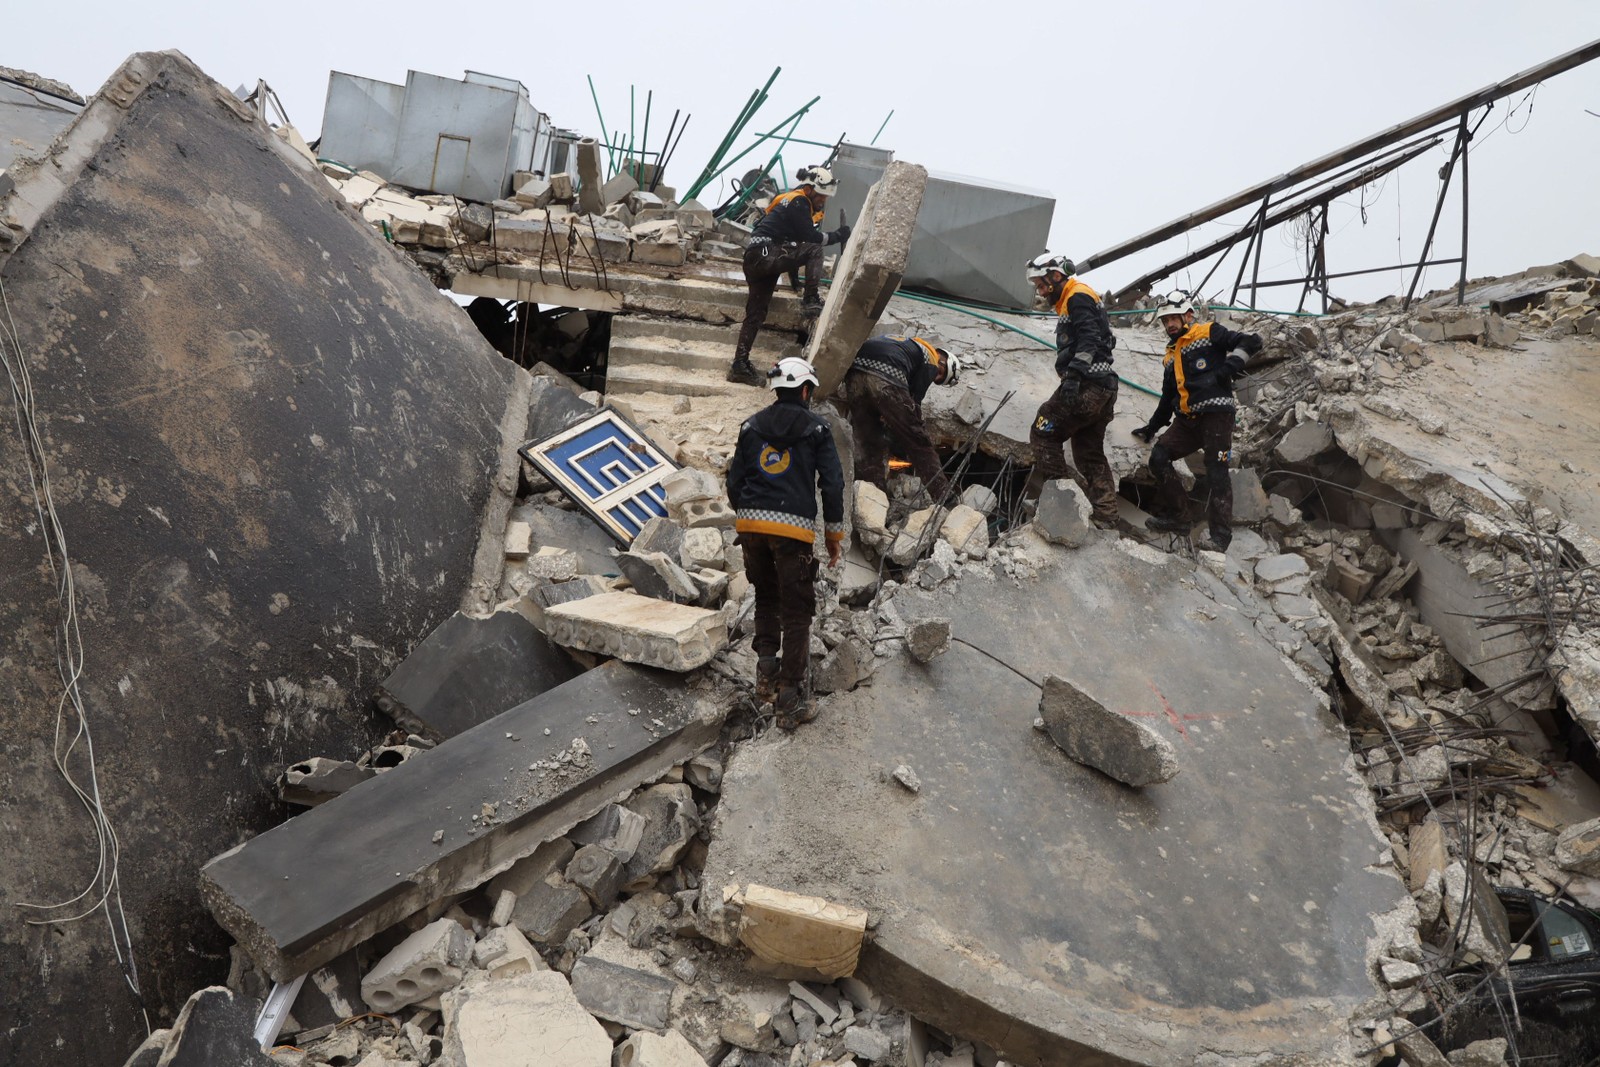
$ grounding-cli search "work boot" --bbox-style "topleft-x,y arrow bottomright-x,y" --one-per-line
1091,511 -> 1119,531
800,294 -> 824,317
1144,514 -> 1190,533
726,357 -> 765,387
1196,531 -> 1232,553
774,685 -> 817,731
754,656 -> 780,706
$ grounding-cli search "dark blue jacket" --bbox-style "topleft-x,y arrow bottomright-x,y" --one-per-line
727,398 -> 846,545
851,336 -> 941,404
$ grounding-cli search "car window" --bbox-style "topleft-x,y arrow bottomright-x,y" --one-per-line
1539,904 -> 1595,961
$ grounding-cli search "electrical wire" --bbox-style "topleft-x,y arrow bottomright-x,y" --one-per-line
0,270 -> 147,1030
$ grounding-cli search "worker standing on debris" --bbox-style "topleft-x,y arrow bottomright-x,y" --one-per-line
1132,291 -> 1263,553
837,336 -> 961,502
727,166 -> 851,387
726,357 -> 846,728
1025,253 -> 1120,527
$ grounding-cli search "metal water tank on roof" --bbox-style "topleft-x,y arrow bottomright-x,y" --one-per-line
320,69 -> 555,202
828,143 -> 1054,310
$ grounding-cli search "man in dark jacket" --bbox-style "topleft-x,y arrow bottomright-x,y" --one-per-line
1024,253 -> 1120,526
727,166 -> 851,387
837,335 -> 961,503
726,357 -> 846,727
1131,291 -> 1263,552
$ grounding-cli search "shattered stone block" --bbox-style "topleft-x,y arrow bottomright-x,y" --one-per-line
1329,556 -> 1375,604
441,972 -> 610,1067
814,640 -> 864,695
888,506 -> 943,565
492,216 -> 569,256
1555,817 -> 1600,876
569,803 -> 647,862
1039,674 -> 1179,787
632,237 -> 687,267
629,190 -> 665,214
622,783 -> 697,888
734,884 -> 868,980
1413,320 -> 1446,343
664,467 -> 735,528
544,592 -> 728,671
602,171 -> 639,206
960,484 -> 997,516
570,956 -> 674,1031
279,757 -> 375,807
514,177 -> 553,208
938,504 -> 989,558
1442,314 -> 1485,342
906,618 -> 951,664
1275,422 -> 1334,465
633,515 -> 686,559
852,481 -> 892,547
360,918 -> 473,1013
548,172 -> 575,201
677,198 -> 715,231
1484,314 -> 1520,348
572,223 -> 632,265
566,844 -> 625,909
1230,469 -> 1269,525
618,550 -> 699,603
843,1026 -> 893,1062
512,876 -> 593,945
690,567 -> 729,607
617,1029 -> 710,1067
1268,494 -> 1302,527
1033,480 -> 1094,548
528,546 -> 579,581
680,527 -> 726,570
472,925 -> 545,977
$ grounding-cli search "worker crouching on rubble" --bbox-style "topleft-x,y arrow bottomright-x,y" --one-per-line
1024,253 -> 1120,528
727,165 -> 851,387
837,335 -> 961,504
725,357 -> 846,729
1132,290 -> 1263,553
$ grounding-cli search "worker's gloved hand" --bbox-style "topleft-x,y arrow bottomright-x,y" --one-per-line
1131,424 -> 1158,443
827,224 -> 851,246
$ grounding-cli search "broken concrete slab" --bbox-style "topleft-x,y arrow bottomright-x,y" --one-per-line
1033,479 -> 1095,547
512,876 -> 592,944
1038,673 -> 1180,787
570,955 -> 674,1030
734,884 -> 868,980
618,550 -> 700,603
1276,421 -> 1337,464
156,987 -> 277,1067
617,1030 -> 710,1067
809,161 -> 929,396
201,661 -> 721,981
704,539 -> 1404,1066
543,591 -> 727,671
441,971 -> 611,1067
360,918 -> 473,1013
374,609 -> 581,740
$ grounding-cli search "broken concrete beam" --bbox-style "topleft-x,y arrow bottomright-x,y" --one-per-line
617,1030 -> 710,1067
278,757 -> 375,808
544,591 -> 727,671
442,972 -> 611,1067
200,662 -> 720,981
1033,479 -> 1094,547
360,917 -> 473,1013
808,161 -> 929,396
576,138 -> 604,215
373,609 -> 581,741
1039,674 -> 1179,787
734,884 -> 868,980
570,955 -> 674,1030
156,987 -> 277,1067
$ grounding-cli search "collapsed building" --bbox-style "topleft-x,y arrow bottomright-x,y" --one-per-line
3,45 -> 1600,1067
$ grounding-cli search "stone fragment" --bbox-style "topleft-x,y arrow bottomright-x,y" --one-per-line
938,504 -> 989,557
569,956 -> 674,1030
512,876 -> 593,944
1230,469 -> 1269,524
617,1030 -> 710,1067
487,838 -> 576,900
788,981 -> 841,1024
680,527 -> 726,570
1268,494 -> 1301,527
1442,314 -> 1485,342
852,481 -> 892,547
633,515 -> 687,559
685,752 -> 724,792
1408,816 -> 1448,893
158,987 -> 276,1067
547,172 -> 574,201
1380,958 -> 1423,987
888,507 -> 943,565
1255,553 -> 1311,588
892,765 -> 921,793
619,550 -> 700,602
960,484 -> 997,516
528,546 -> 580,580
514,177 -> 553,208
441,972 -> 610,1067
1442,862 -> 1509,965
569,804 -> 647,862
566,844 -> 625,909
1555,817 -> 1600,876
906,618 -> 951,664
504,520 -> 533,558
602,171 -> 639,206
733,884 -> 867,980
1033,480 -> 1094,547
361,918 -> 473,1013
843,1026 -> 893,1062
1450,1039 -> 1509,1067
814,640 -> 864,695
1039,673 -> 1179,787
544,592 -> 727,671
279,757 -> 375,807
1396,1029 -> 1452,1067
623,783 -> 698,888
1483,315 -> 1520,348
471,924 -> 545,977
1275,422 -> 1335,464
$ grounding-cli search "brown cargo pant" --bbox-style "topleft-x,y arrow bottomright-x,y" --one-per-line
1029,377 -> 1119,523
734,241 -> 825,362
838,369 -> 950,502
1150,409 -> 1236,544
738,532 -> 818,688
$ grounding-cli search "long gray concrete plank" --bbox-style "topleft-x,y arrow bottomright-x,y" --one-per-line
202,662 -> 723,981
707,539 -> 1402,1066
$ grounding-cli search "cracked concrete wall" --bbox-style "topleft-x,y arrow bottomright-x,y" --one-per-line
0,52 -> 522,1067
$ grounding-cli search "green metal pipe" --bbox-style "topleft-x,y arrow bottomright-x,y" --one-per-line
719,108 -> 811,218
699,96 -> 820,193
638,90 -> 653,183
685,68 -> 780,201
870,109 -> 894,146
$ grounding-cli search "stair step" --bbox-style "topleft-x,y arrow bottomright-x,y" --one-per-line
606,363 -> 774,400
610,314 -> 798,353
608,334 -> 801,375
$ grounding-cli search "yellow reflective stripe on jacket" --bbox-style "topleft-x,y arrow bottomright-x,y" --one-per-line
767,188 -> 824,225
910,337 -> 940,371
1168,322 -> 1214,415
1052,278 -> 1102,316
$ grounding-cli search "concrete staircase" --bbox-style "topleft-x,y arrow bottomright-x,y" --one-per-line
605,311 -> 804,399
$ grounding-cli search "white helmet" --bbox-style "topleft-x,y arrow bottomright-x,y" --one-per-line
1026,252 -> 1075,281
768,356 -> 820,390
799,165 -> 838,197
935,347 -> 961,386
1155,290 -> 1195,318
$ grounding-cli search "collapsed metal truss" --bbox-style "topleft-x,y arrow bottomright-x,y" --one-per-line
1078,38 -> 1600,311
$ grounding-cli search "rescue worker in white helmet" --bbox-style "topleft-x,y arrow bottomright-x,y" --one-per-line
1131,290 -> 1263,553
727,166 -> 851,387
725,356 -> 846,728
1024,253 -> 1120,527
837,336 -> 961,502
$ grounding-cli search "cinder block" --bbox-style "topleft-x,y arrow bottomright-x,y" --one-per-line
570,956 -> 674,1030
360,918 -> 474,1013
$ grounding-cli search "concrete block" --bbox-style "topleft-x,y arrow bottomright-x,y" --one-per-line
618,550 -> 699,603
808,161 -> 929,396
471,924 -> 545,977
1442,314 -> 1485,341
602,171 -> 639,206
543,591 -> 728,671
622,783 -> 697,888
952,386 -> 985,425
514,177 -> 553,208
575,139 -> 604,215
852,481 -> 892,547
1275,422 -> 1335,465
1556,817 -> 1600,876
843,1026 -> 893,1062
493,216 -> 569,256
512,875 -> 593,944
634,515 -> 687,559
617,1030 -> 710,1067
566,844 -> 625,908
528,545 -> 580,580
1230,469 -> 1269,524
814,640 -> 864,695
685,752 -> 724,792
907,618 -> 951,664
361,918 -> 473,1013
504,520 -> 533,559
1330,556 -> 1375,604
1408,816 -> 1448,893
663,467 -> 730,526
1268,494 -> 1302,526
632,237 -> 688,267
677,199 -> 715,231
690,567 -> 730,607
441,972 -> 610,1067
1484,314 -> 1520,348
279,757 -> 375,808
1033,479 -> 1094,547
960,484 -> 997,516
157,987 -> 277,1067
888,506 -> 943,565
1255,554 -> 1310,588
629,190 -> 665,214
938,504 -> 989,557
569,803 -> 647,862
572,223 -> 632,265
680,527 -> 726,570
1039,674 -> 1179,787
1413,320 -> 1446,343
733,884 -> 867,980
570,956 -> 674,1030
548,172 -> 575,201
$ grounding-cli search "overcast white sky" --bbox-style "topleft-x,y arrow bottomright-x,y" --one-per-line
11,1 -> 1600,308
